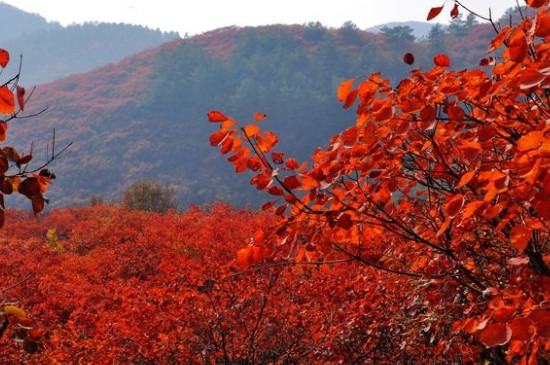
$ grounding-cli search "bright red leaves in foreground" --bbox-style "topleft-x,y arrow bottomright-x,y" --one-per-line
207,2 -> 550,362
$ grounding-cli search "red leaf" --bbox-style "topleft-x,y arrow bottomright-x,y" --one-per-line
18,177 -> 41,198
508,317 -> 535,342
286,158 -> 299,170
536,12 -> 550,37
519,70 -> 545,90
261,201 -> 276,211
434,54 -> 450,67
31,194 -> 45,215
16,86 -> 25,111
0,157 -> 8,175
220,137 -> 234,155
246,156 -> 264,171
375,106 -> 393,122
445,194 -> 464,218
337,213 -> 354,230
509,37 -> 528,63
16,154 -> 32,168
0,86 -> 15,114
0,49 -> 9,68
271,151 -> 284,164
209,130 -> 228,146
527,0 -> 549,8
450,3 -> 459,18
427,6 -> 444,21
403,52 -> 415,65
254,112 -> 267,121
478,322 -> 511,347
343,89 -> 358,109
207,110 -> 228,123
420,105 -> 436,129
283,175 -> 301,190
268,186 -> 284,196
511,225 -> 531,251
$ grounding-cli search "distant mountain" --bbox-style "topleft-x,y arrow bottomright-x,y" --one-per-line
0,2 -> 179,86
6,23 -> 493,209
3,22 -> 179,85
0,2 -> 61,43
366,21 -> 443,39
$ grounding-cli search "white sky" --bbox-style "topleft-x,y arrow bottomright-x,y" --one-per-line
3,0 -> 517,36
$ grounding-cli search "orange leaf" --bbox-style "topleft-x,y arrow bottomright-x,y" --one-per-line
236,246 -> 254,266
457,171 -> 475,188
445,194 -> 464,218
337,78 -> 355,102
478,322 -> 511,347
517,131 -> 543,151
254,112 -> 267,121
450,3 -> 459,18
0,49 -> 9,68
511,225 -> 531,251
403,52 -> 415,65
427,6 -> 444,21
509,37 -> 528,63
434,54 -> 450,67
243,124 -> 260,137
463,201 -> 485,218
207,110 -> 228,123
0,86 -> 15,114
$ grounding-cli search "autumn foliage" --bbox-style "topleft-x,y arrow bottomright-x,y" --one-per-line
0,205 -> 420,363
208,1 -> 550,363
0,47 -> 59,354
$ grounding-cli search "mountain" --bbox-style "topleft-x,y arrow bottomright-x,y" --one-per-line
0,2 -> 179,86
0,2 -> 61,43
2,23 -> 179,86
6,22 -> 494,209
366,21 -> 441,39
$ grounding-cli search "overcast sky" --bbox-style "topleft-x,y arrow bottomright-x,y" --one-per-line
4,0 -> 517,36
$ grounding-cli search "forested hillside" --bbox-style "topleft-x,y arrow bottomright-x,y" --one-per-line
10,20 -> 493,208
